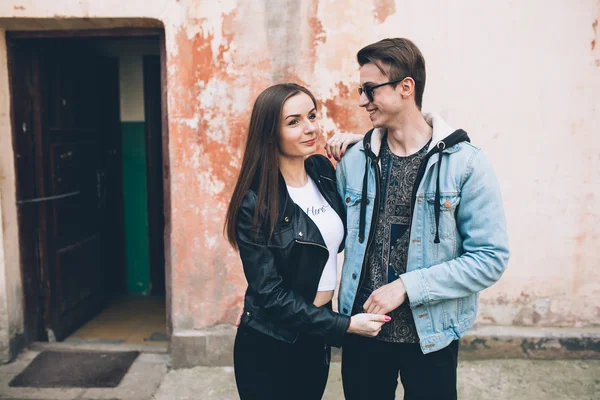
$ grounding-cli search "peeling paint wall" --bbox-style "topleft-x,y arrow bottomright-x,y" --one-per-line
0,190 -> 10,363
0,0 -> 598,354
0,26 -> 23,362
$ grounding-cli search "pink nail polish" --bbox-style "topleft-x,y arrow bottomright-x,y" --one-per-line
385,316 -> 391,321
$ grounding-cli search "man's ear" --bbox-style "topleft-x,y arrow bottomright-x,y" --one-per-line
399,77 -> 416,99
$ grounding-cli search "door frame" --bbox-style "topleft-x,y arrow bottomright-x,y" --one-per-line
6,27 -> 172,344
143,55 -> 166,296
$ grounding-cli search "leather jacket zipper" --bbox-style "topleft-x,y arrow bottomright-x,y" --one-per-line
319,175 -> 336,184
317,175 -> 336,206
295,239 -> 329,302
295,239 -> 328,251
324,344 -> 330,366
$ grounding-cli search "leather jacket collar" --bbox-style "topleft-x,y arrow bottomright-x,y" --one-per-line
249,155 -> 346,251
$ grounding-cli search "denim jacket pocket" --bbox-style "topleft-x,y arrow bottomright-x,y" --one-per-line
426,194 -> 461,239
343,191 -> 364,232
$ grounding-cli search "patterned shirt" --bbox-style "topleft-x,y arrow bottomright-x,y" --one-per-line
352,136 -> 431,343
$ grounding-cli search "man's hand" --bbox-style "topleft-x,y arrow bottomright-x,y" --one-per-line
363,278 -> 407,315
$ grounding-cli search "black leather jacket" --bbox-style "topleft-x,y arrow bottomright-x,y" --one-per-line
237,155 -> 350,348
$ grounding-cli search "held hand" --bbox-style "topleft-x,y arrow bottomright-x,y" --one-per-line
325,133 -> 363,161
348,314 -> 391,337
363,279 -> 407,315
348,313 -> 391,337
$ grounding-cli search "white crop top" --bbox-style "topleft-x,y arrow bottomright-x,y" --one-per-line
287,176 -> 344,291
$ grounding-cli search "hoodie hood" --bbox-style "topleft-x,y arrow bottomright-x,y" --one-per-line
357,111 -> 471,245
364,112 -> 459,158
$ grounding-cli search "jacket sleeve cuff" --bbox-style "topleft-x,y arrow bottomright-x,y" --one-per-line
400,269 -> 429,307
329,314 -> 351,348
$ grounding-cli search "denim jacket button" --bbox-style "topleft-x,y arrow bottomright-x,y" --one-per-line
352,273 -> 357,279
345,197 -> 351,204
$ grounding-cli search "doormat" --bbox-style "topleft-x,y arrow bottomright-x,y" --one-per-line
9,350 -> 139,388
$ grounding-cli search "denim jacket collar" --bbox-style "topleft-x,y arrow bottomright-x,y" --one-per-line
362,112 -> 462,160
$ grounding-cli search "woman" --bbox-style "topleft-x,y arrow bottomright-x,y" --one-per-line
225,83 -> 389,400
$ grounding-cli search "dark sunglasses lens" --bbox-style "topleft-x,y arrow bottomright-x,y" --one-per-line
358,86 -> 373,101
365,86 -> 373,101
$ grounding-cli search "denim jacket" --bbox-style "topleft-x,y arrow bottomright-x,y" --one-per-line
336,112 -> 510,354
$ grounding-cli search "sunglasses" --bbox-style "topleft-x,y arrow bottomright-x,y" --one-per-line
358,77 -> 409,102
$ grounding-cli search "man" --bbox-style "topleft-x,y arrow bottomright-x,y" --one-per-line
327,38 -> 509,399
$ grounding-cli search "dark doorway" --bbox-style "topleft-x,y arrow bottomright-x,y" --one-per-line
8,31 -> 168,345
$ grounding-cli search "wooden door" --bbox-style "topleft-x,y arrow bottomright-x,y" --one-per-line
11,39 -> 123,341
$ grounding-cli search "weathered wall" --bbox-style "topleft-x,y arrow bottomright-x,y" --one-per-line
0,191 -> 10,363
0,0 -> 598,361
160,0 -> 600,330
0,26 -> 23,363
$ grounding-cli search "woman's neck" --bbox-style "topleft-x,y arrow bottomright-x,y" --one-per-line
279,155 -> 308,188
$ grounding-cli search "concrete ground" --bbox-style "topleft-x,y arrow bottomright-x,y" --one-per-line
154,360 -> 600,400
0,350 -> 168,400
1,350 -> 599,400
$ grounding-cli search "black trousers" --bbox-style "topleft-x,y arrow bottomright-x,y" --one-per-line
234,323 -> 331,400
342,334 -> 459,400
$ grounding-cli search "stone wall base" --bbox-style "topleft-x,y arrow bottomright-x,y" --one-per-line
171,325 -> 600,368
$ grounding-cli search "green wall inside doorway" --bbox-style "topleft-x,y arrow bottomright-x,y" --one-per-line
121,121 -> 150,294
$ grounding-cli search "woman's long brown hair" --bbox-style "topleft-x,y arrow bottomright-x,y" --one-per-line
224,83 -> 317,250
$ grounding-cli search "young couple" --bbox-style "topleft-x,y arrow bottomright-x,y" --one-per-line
224,38 -> 509,400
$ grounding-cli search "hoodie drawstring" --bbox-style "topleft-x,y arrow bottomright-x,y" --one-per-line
433,141 -> 446,244
360,128 -> 469,249
358,144 -> 371,243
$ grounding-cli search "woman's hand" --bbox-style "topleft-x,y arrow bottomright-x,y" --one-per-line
347,313 -> 391,337
325,133 -> 364,161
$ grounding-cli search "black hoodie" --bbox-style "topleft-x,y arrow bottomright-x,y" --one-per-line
358,128 -> 471,247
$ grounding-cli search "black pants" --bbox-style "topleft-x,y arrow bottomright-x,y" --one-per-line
342,334 -> 459,400
234,323 -> 331,400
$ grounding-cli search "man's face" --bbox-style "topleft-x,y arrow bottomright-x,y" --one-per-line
358,62 -> 403,129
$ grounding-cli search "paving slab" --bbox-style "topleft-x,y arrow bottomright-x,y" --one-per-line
2,351 -> 599,400
153,359 -> 600,400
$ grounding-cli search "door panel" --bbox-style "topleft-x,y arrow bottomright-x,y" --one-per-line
56,235 -> 103,314
9,40 -> 44,342
28,40 -> 123,341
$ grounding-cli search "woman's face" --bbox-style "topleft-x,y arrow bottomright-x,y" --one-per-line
278,92 -> 320,159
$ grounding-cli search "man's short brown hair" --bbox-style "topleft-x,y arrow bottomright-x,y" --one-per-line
357,38 -> 426,109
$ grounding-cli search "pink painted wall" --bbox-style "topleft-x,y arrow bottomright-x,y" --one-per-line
0,1 -> 598,355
